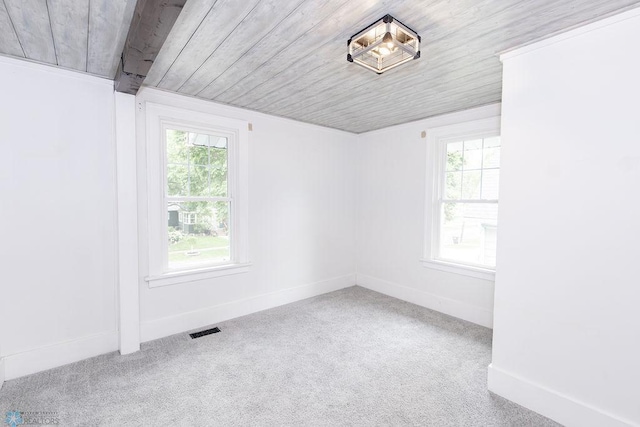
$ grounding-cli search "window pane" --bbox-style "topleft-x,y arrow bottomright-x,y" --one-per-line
189,140 -> 209,166
168,201 -> 230,269
166,130 -> 188,164
483,146 -> 500,168
463,139 -> 482,170
439,202 -> 498,268
462,170 -> 481,199
481,169 -> 500,199
167,164 -> 188,196
190,165 -> 209,196
210,147 -> 228,197
167,129 -> 228,198
445,171 -> 462,199
446,142 -> 463,171
484,136 -> 500,148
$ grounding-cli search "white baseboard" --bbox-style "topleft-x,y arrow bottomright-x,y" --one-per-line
140,274 -> 356,342
3,331 -> 118,381
356,274 -> 493,328
488,364 -> 636,427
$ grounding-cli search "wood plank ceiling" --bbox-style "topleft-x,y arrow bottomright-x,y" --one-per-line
1,0 -> 639,132
0,0 -> 137,78
145,0 -> 640,133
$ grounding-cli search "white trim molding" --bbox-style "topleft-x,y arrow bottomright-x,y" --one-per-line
419,259 -> 495,281
141,274 -> 356,342
488,364 -> 637,427
137,86 -> 354,137
145,262 -> 252,287
115,92 -> 141,355
360,103 -> 502,138
356,274 -> 493,328
499,6 -> 640,61
3,332 -> 118,381
0,53 -> 114,86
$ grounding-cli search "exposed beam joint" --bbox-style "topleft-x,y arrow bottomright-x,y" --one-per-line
114,0 -> 187,94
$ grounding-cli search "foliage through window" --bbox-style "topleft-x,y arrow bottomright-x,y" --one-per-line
424,117 -> 501,276
438,136 -> 500,268
165,129 -> 231,270
144,100 -> 249,286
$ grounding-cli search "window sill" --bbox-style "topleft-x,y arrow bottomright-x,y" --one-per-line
419,258 -> 495,281
145,262 -> 252,288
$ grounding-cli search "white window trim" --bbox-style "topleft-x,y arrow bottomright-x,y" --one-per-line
422,116 -> 501,281
145,263 -> 252,287
143,102 -> 250,288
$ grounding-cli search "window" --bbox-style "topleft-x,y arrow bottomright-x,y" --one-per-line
144,102 -> 249,287
179,212 -> 197,225
165,127 -> 231,270
422,117 -> 500,280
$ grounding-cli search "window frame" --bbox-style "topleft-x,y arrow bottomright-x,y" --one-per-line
421,117 -> 501,281
144,102 -> 250,287
160,121 -> 235,271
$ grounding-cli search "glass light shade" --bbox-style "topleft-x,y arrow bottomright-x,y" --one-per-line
347,14 -> 420,74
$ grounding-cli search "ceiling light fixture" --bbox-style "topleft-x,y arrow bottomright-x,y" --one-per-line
347,14 -> 421,74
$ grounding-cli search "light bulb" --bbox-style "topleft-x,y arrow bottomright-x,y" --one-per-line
379,46 -> 391,56
382,31 -> 394,49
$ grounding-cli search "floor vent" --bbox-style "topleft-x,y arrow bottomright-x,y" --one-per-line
189,327 -> 221,339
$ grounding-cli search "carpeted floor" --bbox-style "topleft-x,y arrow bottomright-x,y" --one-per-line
0,286 -> 559,426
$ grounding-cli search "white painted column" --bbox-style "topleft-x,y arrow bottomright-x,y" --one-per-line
489,8 -> 640,427
115,92 -> 141,354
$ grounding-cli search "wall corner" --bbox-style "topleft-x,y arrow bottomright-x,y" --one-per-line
0,357 -> 5,390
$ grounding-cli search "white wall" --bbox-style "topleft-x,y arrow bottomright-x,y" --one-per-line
489,9 -> 640,427
0,57 -> 119,379
355,104 -> 501,328
136,89 -> 358,341
0,64 -> 357,378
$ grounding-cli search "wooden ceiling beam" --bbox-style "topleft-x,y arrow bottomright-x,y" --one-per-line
114,0 -> 187,94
